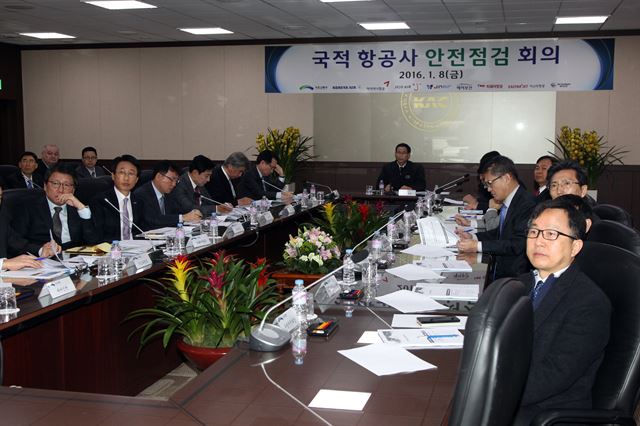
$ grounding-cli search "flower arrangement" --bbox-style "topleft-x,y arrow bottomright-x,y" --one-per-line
256,127 -> 315,183
548,126 -> 628,188
283,227 -> 342,274
126,253 -> 277,351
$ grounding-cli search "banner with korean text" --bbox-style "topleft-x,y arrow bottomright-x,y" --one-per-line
265,38 -> 614,93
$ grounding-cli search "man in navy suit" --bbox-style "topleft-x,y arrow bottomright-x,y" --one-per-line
171,155 -> 218,216
514,199 -> 611,425
204,152 -> 251,210
76,146 -> 106,179
457,155 -> 536,279
9,164 -> 96,256
5,151 -> 44,189
134,160 -> 201,230
90,154 -> 143,243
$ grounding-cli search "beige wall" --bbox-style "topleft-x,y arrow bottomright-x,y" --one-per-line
22,36 -> 640,164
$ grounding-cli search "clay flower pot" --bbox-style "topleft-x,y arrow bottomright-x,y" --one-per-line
176,339 -> 231,371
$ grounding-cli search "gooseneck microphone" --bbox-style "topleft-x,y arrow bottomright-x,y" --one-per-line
305,181 -> 340,199
103,198 -> 146,236
434,174 -> 470,194
101,165 -> 114,176
263,179 -> 285,193
199,194 -> 230,206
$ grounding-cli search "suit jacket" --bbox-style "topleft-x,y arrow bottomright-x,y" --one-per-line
535,187 -> 551,204
34,159 -> 54,182
90,188 -> 143,243
75,165 -> 106,179
170,172 -> 217,216
133,181 -> 182,230
238,166 -> 284,200
514,264 -> 611,424
376,160 -> 426,191
477,185 -> 536,279
4,171 -> 44,189
204,165 -> 241,206
8,196 -> 96,256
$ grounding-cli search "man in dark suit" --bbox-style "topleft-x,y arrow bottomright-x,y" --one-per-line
171,155 -> 218,217
514,199 -> 611,425
134,160 -> 201,230
238,150 -> 288,201
9,164 -> 96,256
376,143 -> 426,192
76,146 -> 106,179
547,160 -> 596,206
0,186 -> 43,270
90,154 -> 143,243
34,144 -> 60,183
204,152 -> 251,210
533,155 -> 557,203
457,155 -> 536,279
5,151 -> 44,189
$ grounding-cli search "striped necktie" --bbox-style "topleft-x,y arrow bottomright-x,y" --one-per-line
122,198 -> 132,240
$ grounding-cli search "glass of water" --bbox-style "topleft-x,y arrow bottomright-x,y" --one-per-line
365,185 -> 374,195
0,285 -> 19,314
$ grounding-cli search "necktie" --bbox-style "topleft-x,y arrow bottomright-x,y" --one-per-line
499,205 -> 508,236
52,207 -> 63,242
532,275 -> 557,309
90,170 -> 96,178
26,179 -> 33,189
159,195 -> 166,215
261,177 -> 266,192
194,186 -> 201,206
122,198 -> 132,240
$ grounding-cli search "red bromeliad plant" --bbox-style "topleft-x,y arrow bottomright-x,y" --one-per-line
126,252 -> 278,352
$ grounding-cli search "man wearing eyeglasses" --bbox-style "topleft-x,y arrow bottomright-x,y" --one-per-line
546,160 -> 596,206
76,146 -> 106,179
134,160 -> 202,230
513,199 -> 610,425
9,164 -> 96,256
457,156 -> 536,279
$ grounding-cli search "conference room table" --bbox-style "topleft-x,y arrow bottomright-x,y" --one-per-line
0,201 -> 487,425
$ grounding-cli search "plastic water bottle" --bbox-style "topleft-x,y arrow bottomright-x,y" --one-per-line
292,279 -> 308,328
342,249 -> 356,285
175,222 -> 186,253
378,179 -> 385,194
110,240 -> 123,271
291,327 -> 307,365
261,196 -> 269,212
383,224 -> 396,263
310,183 -> 316,201
301,188 -> 309,209
403,210 -> 412,244
415,198 -> 425,218
370,232 -> 382,261
209,212 -> 218,238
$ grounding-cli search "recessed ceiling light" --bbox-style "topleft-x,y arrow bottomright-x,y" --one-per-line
19,32 -> 75,39
555,16 -> 608,25
84,1 -> 157,10
179,27 -> 233,35
359,22 -> 410,30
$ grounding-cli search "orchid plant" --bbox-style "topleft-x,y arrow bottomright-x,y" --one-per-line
126,252 -> 278,352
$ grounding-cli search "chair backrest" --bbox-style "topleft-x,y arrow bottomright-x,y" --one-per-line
576,241 -> 640,414
587,220 -> 640,256
593,204 -> 633,227
0,164 -> 18,181
75,176 -> 111,205
134,169 -> 154,190
449,278 -> 533,426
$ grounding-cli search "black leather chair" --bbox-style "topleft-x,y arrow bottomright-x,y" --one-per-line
532,241 -> 640,425
0,164 -> 18,188
593,204 -> 633,228
587,219 -> 640,256
134,169 -> 153,190
449,278 -> 533,426
75,176 -> 112,205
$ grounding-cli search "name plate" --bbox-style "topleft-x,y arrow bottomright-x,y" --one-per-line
190,234 -> 211,248
133,253 -> 153,270
39,276 -> 76,299
257,211 -> 274,226
398,189 -> 417,196
273,307 -> 299,333
314,276 -> 342,313
279,205 -> 296,217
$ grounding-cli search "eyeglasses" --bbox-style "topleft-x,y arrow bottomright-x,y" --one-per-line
526,228 -> 577,241
47,181 -> 75,190
549,180 -> 580,191
161,173 -> 180,184
483,174 -> 504,189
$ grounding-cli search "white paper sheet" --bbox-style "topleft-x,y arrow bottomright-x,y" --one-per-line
357,331 -> 383,344
377,327 -> 464,349
414,283 -> 479,301
401,245 -> 456,258
391,314 -> 468,330
309,389 -> 371,411
375,289 -> 448,313
443,198 -> 465,205
386,264 -> 444,281
338,343 -> 437,376
414,259 -> 472,272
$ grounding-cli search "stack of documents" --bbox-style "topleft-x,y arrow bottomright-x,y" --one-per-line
377,327 -> 464,349
414,259 -> 472,272
386,264 -> 444,281
413,283 -> 479,301
375,289 -> 448,313
401,244 -> 456,258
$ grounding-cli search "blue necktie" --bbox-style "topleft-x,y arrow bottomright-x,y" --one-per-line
532,275 -> 557,310
26,179 -> 33,189
499,205 -> 507,236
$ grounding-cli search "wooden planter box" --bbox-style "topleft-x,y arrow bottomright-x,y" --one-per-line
270,270 -> 324,294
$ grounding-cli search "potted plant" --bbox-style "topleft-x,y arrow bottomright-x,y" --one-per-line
314,197 -> 389,252
548,126 -> 628,190
126,252 -> 278,370
255,126 -> 315,186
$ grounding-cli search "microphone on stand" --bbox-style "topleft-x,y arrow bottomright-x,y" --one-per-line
103,198 -> 155,252
434,174 -> 470,194
263,179 -> 286,193
305,181 -> 339,199
101,165 -> 114,176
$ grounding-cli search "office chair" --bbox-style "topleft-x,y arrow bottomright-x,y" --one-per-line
0,165 -> 18,183
135,169 -> 154,190
593,204 -> 633,228
75,177 -> 111,205
587,220 -> 640,256
449,278 -> 533,426
532,241 -> 640,425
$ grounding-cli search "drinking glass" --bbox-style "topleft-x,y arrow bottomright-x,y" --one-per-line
0,285 -> 19,314
365,185 -> 374,195
316,191 -> 324,204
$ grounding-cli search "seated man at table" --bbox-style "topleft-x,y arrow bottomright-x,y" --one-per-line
76,146 -> 106,179
90,154 -> 143,242
377,143 -> 426,192
514,199 -> 610,425
134,160 -> 201,230
9,164 -> 96,256
238,150 -> 291,201
205,152 -> 252,210
0,185 -> 43,270
171,155 -> 218,217
461,150 -> 501,211
457,155 -> 536,279
546,160 -> 595,206
5,151 -> 44,189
